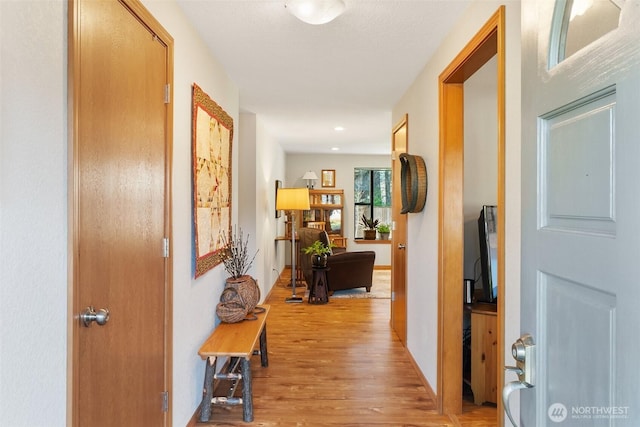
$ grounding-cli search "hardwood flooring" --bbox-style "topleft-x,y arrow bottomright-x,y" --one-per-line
193,270 -> 496,426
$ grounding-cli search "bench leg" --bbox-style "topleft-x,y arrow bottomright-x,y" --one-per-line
199,357 -> 216,422
241,358 -> 253,422
260,324 -> 269,367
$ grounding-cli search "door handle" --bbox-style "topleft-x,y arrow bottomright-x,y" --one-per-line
397,243 -> 406,250
80,306 -> 110,327
503,334 -> 535,427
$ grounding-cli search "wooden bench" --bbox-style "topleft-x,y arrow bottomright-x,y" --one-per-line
198,305 -> 270,422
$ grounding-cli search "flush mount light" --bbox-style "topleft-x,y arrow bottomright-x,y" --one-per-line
331,147 -> 340,151
284,0 -> 346,25
334,126 -> 345,131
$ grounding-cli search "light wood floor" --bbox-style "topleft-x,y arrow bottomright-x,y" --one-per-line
194,270 -> 496,426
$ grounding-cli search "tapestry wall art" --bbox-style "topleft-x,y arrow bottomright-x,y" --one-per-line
192,83 -> 233,277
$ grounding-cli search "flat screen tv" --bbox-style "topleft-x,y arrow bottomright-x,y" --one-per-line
477,205 -> 498,303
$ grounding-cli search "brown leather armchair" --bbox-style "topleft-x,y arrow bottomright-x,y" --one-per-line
297,227 -> 376,293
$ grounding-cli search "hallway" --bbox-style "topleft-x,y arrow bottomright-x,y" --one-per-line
193,270 -> 496,426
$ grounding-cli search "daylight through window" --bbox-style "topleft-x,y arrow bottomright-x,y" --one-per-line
354,168 -> 392,239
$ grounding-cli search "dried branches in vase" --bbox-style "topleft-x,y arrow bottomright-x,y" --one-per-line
220,226 -> 258,279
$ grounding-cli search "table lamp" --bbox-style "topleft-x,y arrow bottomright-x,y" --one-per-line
302,171 -> 318,189
276,187 -> 310,303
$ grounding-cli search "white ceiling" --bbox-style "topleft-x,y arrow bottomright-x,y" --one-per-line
176,0 -> 471,155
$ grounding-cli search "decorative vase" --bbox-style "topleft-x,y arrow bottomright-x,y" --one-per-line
378,232 -> 390,240
225,275 -> 260,313
312,253 -> 328,268
216,287 -> 249,323
363,229 -> 377,240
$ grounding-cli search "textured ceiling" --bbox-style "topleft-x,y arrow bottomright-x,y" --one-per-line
177,0 -> 471,154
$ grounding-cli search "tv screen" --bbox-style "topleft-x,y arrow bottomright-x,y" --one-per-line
477,205 -> 498,303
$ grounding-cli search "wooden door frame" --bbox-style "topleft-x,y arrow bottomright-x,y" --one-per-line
391,114 -> 408,345
437,6 -> 505,421
67,0 -> 174,424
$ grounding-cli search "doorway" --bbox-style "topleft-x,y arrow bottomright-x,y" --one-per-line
68,0 -> 174,425
437,6 -> 505,422
391,115 -> 408,344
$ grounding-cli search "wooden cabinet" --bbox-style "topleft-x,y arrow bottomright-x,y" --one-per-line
284,189 -> 345,247
469,303 -> 497,405
304,189 -> 346,246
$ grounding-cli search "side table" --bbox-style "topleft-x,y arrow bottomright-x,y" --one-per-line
308,267 -> 329,304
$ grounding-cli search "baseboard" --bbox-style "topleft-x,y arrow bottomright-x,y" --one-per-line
404,346 -> 437,401
186,409 -> 198,427
374,265 -> 391,270
263,279 -> 277,302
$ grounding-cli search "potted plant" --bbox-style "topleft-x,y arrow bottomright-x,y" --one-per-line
303,239 -> 333,268
361,214 -> 379,240
220,227 -> 260,312
377,223 -> 391,240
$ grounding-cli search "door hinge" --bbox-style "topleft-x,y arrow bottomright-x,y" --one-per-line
163,237 -> 170,258
164,84 -> 170,104
162,391 -> 169,412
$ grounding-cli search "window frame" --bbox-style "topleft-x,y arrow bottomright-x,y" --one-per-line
353,167 -> 392,240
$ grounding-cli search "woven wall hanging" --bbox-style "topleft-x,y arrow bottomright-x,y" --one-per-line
399,153 -> 427,214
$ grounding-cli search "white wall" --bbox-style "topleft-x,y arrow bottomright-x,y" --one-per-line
285,153 -> 391,266
141,1 -> 241,424
1,1 -> 68,425
392,2 -> 521,413
1,0 -> 242,425
239,112 -> 287,297
463,56 -> 498,283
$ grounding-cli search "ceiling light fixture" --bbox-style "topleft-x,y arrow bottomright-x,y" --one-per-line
334,126 -> 345,131
331,147 -> 340,151
284,0 -> 346,25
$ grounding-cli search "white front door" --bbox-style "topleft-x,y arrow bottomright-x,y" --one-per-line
519,0 -> 640,425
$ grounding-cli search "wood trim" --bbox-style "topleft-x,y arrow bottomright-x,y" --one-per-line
437,81 -> 464,415
391,114 -> 409,346
437,6 -> 505,420
67,3 -> 79,424
438,14 -> 499,84
186,412 -> 198,427
392,113 -> 408,135
354,239 -> 391,245
404,345 -> 437,401
495,7 -> 506,427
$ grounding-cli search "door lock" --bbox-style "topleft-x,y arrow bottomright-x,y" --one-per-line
508,334 -> 535,386
80,306 -> 110,327
503,334 -> 535,427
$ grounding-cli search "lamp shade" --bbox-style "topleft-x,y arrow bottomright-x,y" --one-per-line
284,0 -> 346,25
276,188 -> 310,211
302,171 -> 318,180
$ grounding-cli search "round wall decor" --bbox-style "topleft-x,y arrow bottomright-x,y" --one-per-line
400,153 -> 427,214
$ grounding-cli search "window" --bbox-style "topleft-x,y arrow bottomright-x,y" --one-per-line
354,168 -> 392,239
549,0 -> 620,67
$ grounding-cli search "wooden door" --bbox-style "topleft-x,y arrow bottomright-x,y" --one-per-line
391,115 -> 408,344
70,0 -> 173,425
519,0 -> 639,424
